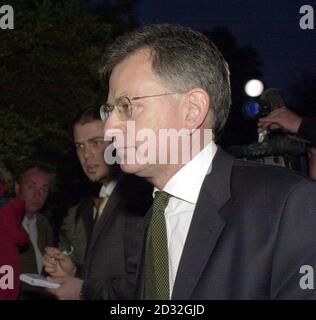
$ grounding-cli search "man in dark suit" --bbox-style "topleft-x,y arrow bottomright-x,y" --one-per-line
58,196 -> 95,268
57,107 -> 118,269
80,173 -> 152,299
100,24 -> 316,299
43,108 -> 152,300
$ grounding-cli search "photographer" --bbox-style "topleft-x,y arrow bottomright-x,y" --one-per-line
258,106 -> 316,180
258,106 -> 316,144
309,148 -> 316,180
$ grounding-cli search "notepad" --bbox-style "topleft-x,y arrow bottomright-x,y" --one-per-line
20,273 -> 60,289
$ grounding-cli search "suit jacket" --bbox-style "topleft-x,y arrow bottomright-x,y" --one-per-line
137,147 -> 316,300
80,174 -> 153,300
58,197 -> 95,267
20,213 -> 53,274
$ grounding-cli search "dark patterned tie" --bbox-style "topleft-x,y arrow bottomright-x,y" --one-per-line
144,191 -> 171,300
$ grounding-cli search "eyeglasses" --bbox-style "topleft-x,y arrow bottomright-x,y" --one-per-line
99,92 -> 184,121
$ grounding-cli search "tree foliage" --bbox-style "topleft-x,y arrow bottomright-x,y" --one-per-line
0,0 -> 138,236
206,26 -> 262,146
0,0 -> 136,168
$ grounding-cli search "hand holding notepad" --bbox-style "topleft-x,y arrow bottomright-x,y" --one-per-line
19,273 -> 60,289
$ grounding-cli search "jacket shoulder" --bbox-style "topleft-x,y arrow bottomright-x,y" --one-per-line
231,158 -> 312,191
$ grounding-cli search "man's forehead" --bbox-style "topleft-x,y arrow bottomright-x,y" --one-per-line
108,52 -> 166,103
109,49 -> 153,96
113,48 -> 151,73
21,168 -> 51,184
74,121 -> 104,138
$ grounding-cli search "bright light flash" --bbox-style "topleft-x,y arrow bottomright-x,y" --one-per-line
244,79 -> 264,97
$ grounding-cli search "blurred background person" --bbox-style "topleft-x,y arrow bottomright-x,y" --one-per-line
58,107 -> 119,269
43,107 -> 152,300
258,106 -> 316,144
259,106 -> 316,180
58,184 -> 100,268
16,162 -> 55,299
309,147 -> 316,180
0,163 -> 29,300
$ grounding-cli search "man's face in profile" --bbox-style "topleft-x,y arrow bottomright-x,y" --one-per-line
104,49 -> 185,180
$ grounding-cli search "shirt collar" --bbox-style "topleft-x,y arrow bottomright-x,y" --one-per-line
22,215 -> 37,230
154,141 -> 217,204
23,214 -> 37,222
99,179 -> 117,198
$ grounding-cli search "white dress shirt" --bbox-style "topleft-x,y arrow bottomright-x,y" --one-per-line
93,179 -> 118,220
22,215 -> 43,274
153,141 -> 217,297
99,180 -> 117,199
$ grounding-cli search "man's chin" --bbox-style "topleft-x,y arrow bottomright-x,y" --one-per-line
26,207 -> 41,215
119,163 -> 147,177
87,176 -> 102,182
86,171 -> 108,183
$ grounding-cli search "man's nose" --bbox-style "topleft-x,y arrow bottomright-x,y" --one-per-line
33,188 -> 42,199
83,145 -> 93,160
103,112 -> 126,139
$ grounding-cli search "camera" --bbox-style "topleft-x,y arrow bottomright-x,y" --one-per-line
227,88 -> 309,172
242,88 -> 285,120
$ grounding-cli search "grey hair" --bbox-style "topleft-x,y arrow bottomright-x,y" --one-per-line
100,24 -> 231,137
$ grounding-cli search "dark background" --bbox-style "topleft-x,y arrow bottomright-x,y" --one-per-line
135,0 -> 316,95
0,0 -> 315,238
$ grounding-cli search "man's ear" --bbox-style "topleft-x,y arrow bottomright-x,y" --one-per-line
184,88 -> 210,133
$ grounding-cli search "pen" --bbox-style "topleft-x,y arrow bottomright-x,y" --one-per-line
62,246 -> 74,256
51,246 -> 74,261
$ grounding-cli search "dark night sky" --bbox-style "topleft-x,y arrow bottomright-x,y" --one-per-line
135,0 -> 316,95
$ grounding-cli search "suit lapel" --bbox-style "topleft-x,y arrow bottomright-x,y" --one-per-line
76,198 -> 95,258
87,184 -> 121,254
136,205 -> 153,299
171,147 -> 233,299
79,198 -> 95,245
